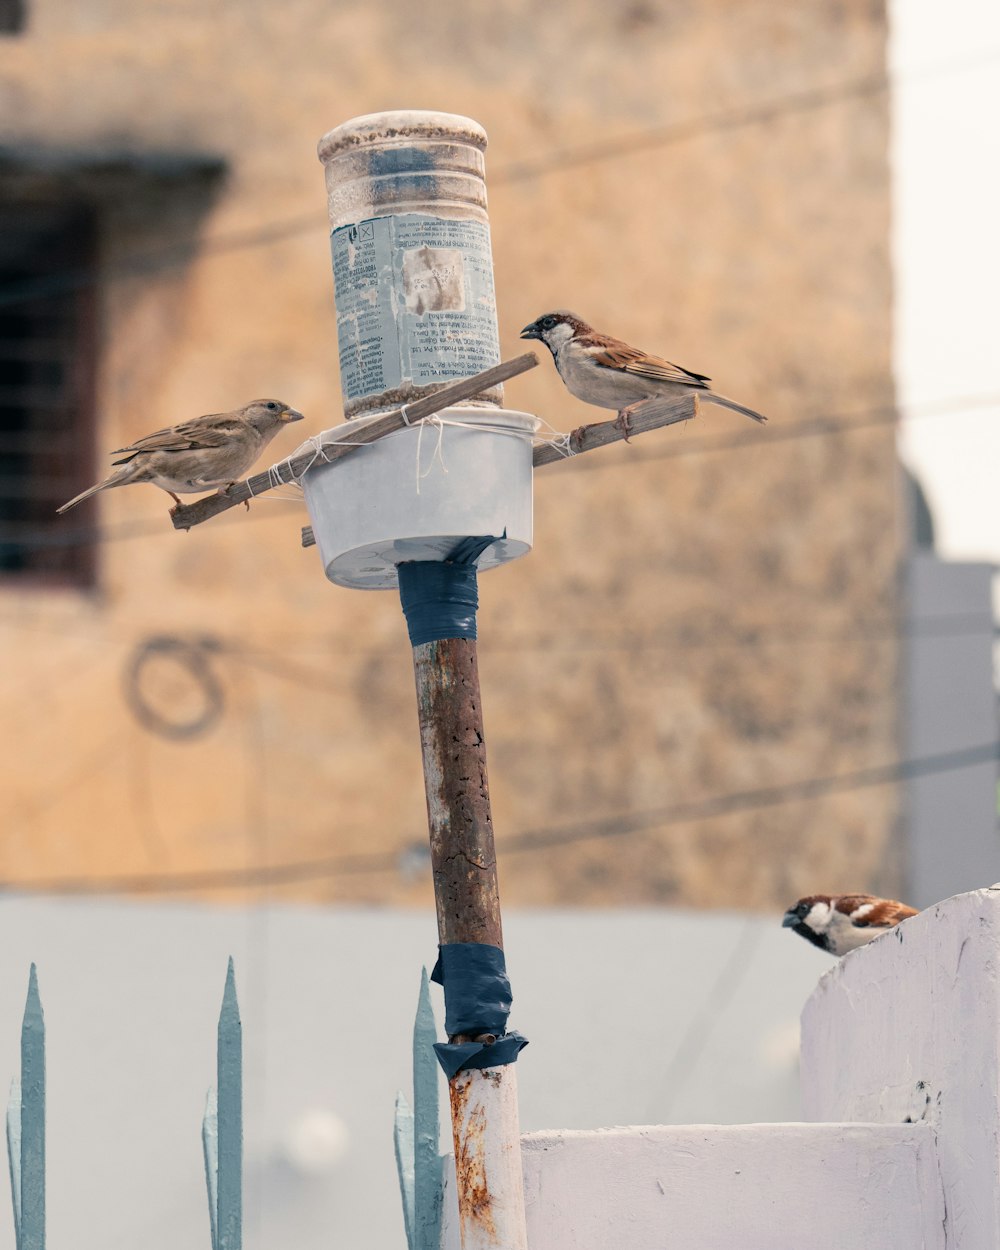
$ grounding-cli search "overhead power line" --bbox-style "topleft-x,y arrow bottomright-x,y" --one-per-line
2,739 -> 994,897
491,48 -> 1000,185
499,741 -> 999,854
1,50 -> 997,311
572,392 -> 1000,472
4,387 -> 1000,553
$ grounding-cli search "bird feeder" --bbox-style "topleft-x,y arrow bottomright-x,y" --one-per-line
303,110 -> 535,590
300,405 -> 536,589
165,109 -> 715,1250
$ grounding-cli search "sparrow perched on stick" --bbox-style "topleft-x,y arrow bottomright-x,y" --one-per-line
57,399 -> 304,513
782,893 -> 919,956
520,310 -> 766,436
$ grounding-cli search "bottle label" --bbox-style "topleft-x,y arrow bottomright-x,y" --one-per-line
331,214 -> 501,404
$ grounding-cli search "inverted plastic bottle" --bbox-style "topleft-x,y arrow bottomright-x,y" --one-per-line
317,110 -> 503,419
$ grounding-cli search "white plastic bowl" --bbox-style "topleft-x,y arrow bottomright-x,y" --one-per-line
301,406 -> 538,590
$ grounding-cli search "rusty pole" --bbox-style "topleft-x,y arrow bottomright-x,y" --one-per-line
412,638 -> 501,948
410,633 -> 528,1249
314,110 -> 529,1248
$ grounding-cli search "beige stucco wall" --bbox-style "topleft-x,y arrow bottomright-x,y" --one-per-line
0,0 -> 899,910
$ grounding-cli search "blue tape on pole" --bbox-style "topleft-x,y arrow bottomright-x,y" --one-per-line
431,943 -> 511,1034
432,1032 -> 529,1080
445,534 -> 499,566
397,560 -> 480,646
430,942 -> 529,1078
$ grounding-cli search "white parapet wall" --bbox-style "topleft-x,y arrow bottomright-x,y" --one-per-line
801,885 -> 1000,1250
442,1122 -> 944,1248
441,888 -> 1000,1248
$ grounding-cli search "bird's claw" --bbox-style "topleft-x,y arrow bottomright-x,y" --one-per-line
614,407 -> 635,442
217,481 -> 249,510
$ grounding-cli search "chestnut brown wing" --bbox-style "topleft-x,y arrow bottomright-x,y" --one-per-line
590,342 -> 711,387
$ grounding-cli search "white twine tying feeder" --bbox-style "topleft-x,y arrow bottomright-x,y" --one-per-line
300,407 -> 537,590
302,109 -> 536,591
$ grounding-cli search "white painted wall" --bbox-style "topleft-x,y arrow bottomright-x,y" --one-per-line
441,1124 -> 944,1249
802,886 -> 1000,1250
436,888 -> 1000,1248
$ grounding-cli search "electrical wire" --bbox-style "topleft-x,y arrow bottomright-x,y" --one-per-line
568,391 -> 1000,473
3,387 -> 1000,552
11,729 -> 129,835
490,47 -> 1000,186
0,492 -> 302,550
655,920 -> 765,1123
126,727 -> 173,865
0,609 -> 993,703
2,739 -> 994,897
0,50 -> 997,311
500,741 -> 999,854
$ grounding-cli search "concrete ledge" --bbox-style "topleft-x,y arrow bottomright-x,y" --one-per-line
802,885 -> 1000,1250
443,1122 -> 944,1249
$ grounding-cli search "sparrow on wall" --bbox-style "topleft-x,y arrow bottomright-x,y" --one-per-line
57,399 -> 304,513
520,310 -> 766,435
782,894 -> 919,956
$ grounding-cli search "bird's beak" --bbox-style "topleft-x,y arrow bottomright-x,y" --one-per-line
519,323 -> 540,341
781,912 -> 799,928
280,407 -> 304,423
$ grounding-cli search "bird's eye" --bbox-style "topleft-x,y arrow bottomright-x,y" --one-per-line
266,402 -> 278,410
541,316 -> 556,329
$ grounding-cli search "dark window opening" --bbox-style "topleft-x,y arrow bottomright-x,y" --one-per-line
0,203 -> 98,587
0,0 -> 25,34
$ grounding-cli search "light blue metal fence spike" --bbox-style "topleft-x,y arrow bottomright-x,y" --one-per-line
202,1087 -> 219,1250
394,1091 -> 416,1250
6,1079 -> 21,1250
213,958 -> 242,1250
18,966 -> 44,1250
413,967 -> 443,1250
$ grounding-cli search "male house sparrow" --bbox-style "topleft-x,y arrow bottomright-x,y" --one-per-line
782,893 -> 919,956
520,310 -> 766,434
57,399 -> 304,513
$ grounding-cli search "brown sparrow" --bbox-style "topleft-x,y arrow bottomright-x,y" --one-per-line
57,399 -> 304,513
782,894 -> 919,956
520,310 -> 766,435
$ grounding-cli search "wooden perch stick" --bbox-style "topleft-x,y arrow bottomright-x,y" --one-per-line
300,391 -> 700,548
532,392 -> 697,466
170,352 -> 540,531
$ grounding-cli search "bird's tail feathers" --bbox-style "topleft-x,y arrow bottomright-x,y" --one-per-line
56,466 -> 137,513
703,392 -> 767,424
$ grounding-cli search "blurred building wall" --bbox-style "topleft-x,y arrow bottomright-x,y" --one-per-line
0,0 -> 899,909
903,553 -> 998,907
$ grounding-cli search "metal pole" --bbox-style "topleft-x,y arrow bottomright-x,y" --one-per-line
315,110 -> 529,1250
412,638 -> 501,948
409,635 -> 528,1250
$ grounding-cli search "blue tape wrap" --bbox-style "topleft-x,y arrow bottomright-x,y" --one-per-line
396,537 -> 498,648
431,942 -> 512,1034
430,942 -> 529,1079
397,561 -> 477,647
432,1033 -> 529,1080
